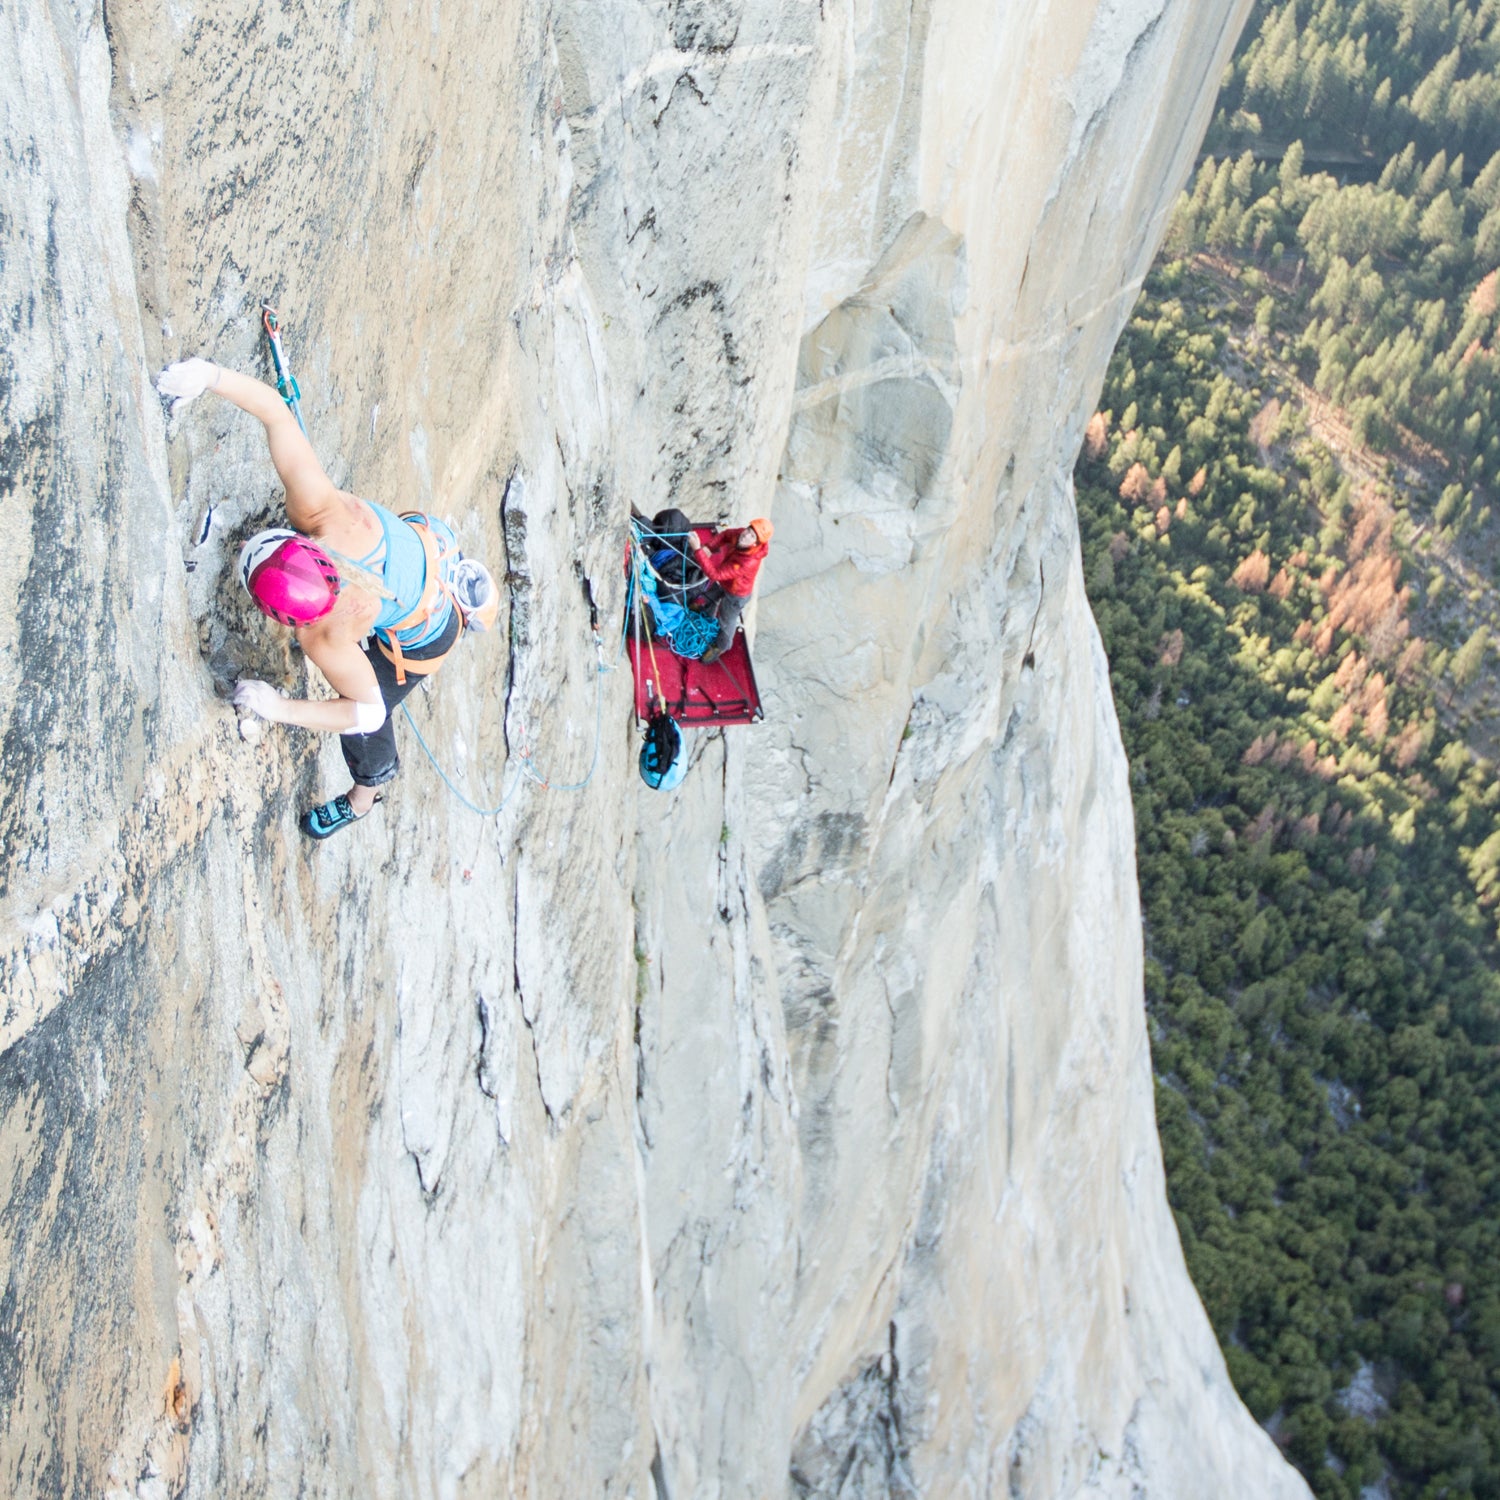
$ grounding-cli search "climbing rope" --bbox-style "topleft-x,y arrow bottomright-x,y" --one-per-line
627,530 -> 670,724
627,520 -> 718,662
397,703 -> 524,816
632,523 -> 712,598
399,600 -> 613,814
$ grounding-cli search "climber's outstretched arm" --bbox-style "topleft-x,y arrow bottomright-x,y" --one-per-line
156,357 -> 342,532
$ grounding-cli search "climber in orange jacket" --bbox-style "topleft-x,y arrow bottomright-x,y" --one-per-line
691,517 -> 773,663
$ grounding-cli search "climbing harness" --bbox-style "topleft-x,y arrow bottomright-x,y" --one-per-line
373,510 -> 466,685
375,514 -> 499,683
261,302 -> 307,436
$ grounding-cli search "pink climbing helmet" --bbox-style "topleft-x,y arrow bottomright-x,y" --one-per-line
237,529 -> 341,626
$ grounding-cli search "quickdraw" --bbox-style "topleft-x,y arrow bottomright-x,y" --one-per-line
261,302 -> 307,436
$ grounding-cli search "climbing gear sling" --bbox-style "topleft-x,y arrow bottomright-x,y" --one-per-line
626,529 -> 690,791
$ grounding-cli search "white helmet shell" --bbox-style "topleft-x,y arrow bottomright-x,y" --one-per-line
237,529 -> 300,593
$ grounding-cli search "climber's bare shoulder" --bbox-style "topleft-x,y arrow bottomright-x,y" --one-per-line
304,490 -> 384,559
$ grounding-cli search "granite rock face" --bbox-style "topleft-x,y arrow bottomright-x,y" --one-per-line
1,0 -> 1309,1496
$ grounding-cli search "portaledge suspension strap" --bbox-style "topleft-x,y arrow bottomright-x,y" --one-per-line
261,302 -> 307,436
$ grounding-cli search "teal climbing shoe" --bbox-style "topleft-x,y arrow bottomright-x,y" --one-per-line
301,793 -> 379,840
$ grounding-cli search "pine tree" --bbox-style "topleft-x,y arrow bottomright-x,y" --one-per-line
1411,50 -> 1464,135
1380,141 -> 1418,192
1419,190 -> 1466,247
1418,149 -> 1451,203
1256,3 -> 1303,110
1231,150 -> 1258,202
1475,202 -> 1500,263
1451,625 -> 1490,692
1471,148 -> 1500,211
1368,74 -> 1394,138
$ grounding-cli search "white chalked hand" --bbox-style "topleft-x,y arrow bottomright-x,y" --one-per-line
233,679 -> 282,722
155,358 -> 221,409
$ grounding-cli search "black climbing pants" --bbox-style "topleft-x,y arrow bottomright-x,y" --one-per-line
340,609 -> 461,788
711,590 -> 747,651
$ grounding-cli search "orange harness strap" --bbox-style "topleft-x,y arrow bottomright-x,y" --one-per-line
376,514 -> 464,686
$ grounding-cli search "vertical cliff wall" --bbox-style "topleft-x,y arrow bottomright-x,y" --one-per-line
2,0 -> 1311,1495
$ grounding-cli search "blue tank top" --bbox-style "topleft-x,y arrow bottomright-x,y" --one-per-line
356,500 -> 454,649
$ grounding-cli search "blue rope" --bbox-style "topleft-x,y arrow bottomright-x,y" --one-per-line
398,701 -> 524,816
657,601 -> 718,658
399,623 -> 610,814
628,520 -> 719,656
516,633 -> 608,791
397,527 -> 649,812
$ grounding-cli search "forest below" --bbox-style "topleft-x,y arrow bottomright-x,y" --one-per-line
1076,1 -> 1500,1496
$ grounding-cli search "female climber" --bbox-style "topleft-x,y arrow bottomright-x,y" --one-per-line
156,356 -> 492,840
691,517 -> 773,663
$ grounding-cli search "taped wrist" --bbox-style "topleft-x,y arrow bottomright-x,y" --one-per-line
351,698 -> 387,734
